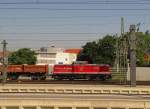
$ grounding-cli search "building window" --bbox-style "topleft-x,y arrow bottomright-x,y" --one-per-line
48,60 -> 56,64
39,53 -> 56,58
48,54 -> 56,58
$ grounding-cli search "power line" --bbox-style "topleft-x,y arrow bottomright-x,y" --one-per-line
0,39 -> 93,41
0,14 -> 150,20
0,32 -> 103,35
0,8 -> 150,11
0,22 -> 150,27
0,23 -> 120,27
0,1 -> 150,5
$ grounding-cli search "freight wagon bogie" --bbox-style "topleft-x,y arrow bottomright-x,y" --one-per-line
7,73 -> 20,80
30,73 -> 46,80
6,72 -> 47,80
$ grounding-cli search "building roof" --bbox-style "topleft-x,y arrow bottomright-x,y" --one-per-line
64,49 -> 82,54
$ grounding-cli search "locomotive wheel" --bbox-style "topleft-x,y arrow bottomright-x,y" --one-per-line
69,77 -> 74,80
86,76 -> 90,80
40,76 -> 46,80
86,76 -> 94,80
53,76 -> 63,80
31,76 -> 38,80
101,76 -> 106,81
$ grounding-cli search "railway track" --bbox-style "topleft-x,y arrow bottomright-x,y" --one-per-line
1,79 -> 150,85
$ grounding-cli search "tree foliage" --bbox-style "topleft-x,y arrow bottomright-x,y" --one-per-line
136,32 -> 150,66
78,32 -> 150,67
77,35 -> 116,66
8,48 -> 37,65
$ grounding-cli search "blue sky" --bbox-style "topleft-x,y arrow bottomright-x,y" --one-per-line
0,0 -> 150,50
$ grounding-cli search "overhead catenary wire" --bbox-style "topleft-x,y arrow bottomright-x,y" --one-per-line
0,32 -> 108,35
0,39 -> 94,41
0,14 -> 150,19
0,0 -> 150,5
0,22 -> 149,27
0,8 -> 150,11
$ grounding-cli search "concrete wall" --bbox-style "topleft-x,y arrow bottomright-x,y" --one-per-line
0,93 -> 150,109
127,67 -> 150,81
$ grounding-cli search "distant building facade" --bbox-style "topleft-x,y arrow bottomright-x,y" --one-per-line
36,47 -> 63,65
36,47 -> 80,65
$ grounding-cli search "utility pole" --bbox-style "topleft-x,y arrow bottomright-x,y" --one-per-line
1,40 -> 8,84
129,25 -> 136,87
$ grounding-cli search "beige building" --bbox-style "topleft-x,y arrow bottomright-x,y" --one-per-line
36,47 -> 77,65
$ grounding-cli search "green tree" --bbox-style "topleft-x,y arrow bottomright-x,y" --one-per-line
78,32 -> 150,67
136,32 -> 150,66
77,35 -> 116,66
8,48 -> 37,65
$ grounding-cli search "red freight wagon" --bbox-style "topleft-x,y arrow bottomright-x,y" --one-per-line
8,65 -> 23,73
73,64 -> 100,74
53,64 -> 72,74
24,65 -> 48,73
2,65 -> 24,80
23,65 -> 48,80
0,65 -> 23,74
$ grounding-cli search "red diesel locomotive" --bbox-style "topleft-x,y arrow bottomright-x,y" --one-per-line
0,63 -> 111,80
53,64 -> 111,80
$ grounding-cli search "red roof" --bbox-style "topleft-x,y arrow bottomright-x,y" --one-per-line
64,49 -> 82,54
